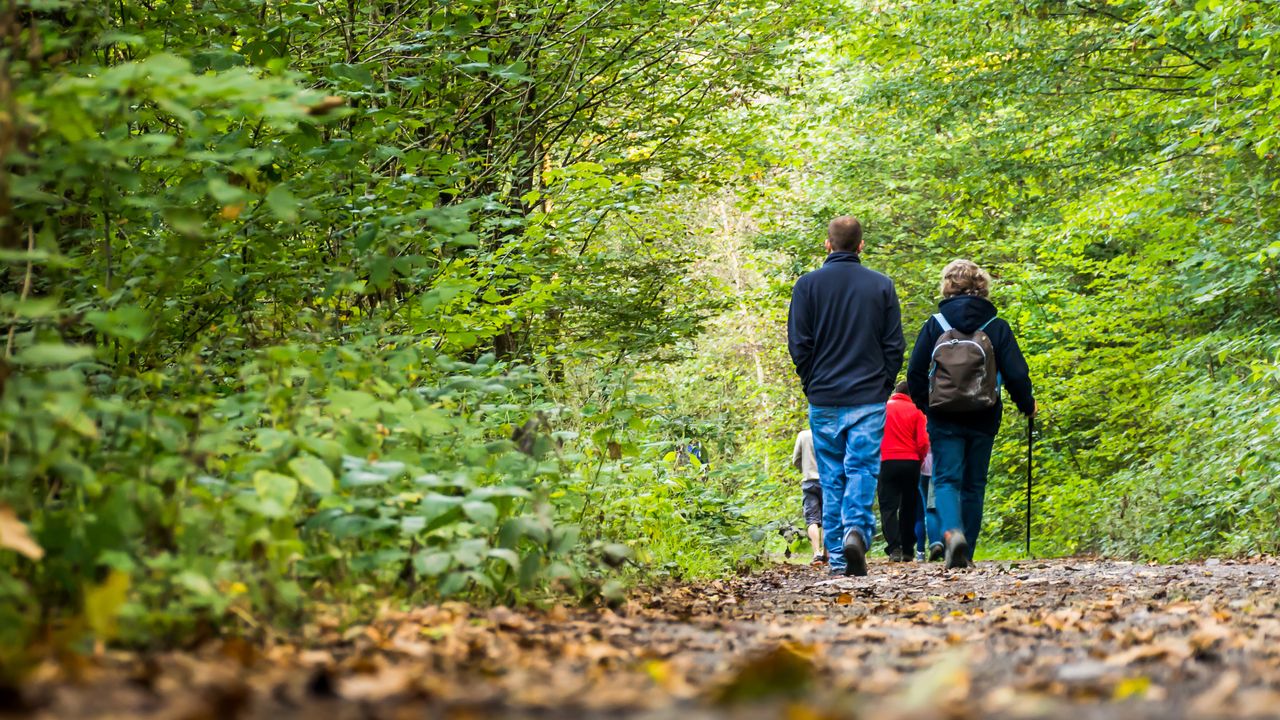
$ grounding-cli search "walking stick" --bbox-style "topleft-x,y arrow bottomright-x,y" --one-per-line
1026,416 -> 1034,558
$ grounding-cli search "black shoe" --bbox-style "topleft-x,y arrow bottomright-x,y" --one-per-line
944,531 -> 971,570
887,547 -> 903,563
843,529 -> 868,577
928,543 -> 944,562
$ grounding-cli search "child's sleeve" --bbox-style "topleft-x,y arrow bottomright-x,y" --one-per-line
915,408 -> 930,461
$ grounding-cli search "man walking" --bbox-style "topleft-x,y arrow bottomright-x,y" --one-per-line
792,428 -> 826,565
787,216 -> 905,576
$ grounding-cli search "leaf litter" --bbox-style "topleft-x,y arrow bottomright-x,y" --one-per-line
9,557 -> 1280,719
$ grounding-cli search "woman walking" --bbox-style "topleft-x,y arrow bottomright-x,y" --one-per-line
906,260 -> 1036,569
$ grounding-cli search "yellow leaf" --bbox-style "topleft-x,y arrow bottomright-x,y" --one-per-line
644,659 -> 670,685
0,504 -> 44,560
85,570 -> 131,640
1113,676 -> 1151,700
220,204 -> 244,220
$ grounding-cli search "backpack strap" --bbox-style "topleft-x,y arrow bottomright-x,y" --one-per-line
933,313 -> 952,333
978,317 -> 997,332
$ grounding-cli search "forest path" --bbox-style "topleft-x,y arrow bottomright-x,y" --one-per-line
21,558 -> 1280,720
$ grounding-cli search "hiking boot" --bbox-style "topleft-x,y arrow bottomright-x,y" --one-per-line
811,552 -> 828,566
887,547 -> 904,563
944,531 -> 971,570
842,529 -> 868,577
928,543 -> 944,562
914,549 -> 926,562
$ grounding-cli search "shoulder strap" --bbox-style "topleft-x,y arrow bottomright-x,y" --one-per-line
933,313 -> 952,333
978,316 -> 998,332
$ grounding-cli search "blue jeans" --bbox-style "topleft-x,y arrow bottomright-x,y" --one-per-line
809,403 -> 885,573
920,474 -> 941,548
913,476 -> 926,552
928,420 -> 996,554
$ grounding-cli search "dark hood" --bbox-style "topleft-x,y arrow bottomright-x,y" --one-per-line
939,295 -> 997,333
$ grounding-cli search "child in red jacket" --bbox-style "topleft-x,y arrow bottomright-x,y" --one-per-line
879,381 -> 930,561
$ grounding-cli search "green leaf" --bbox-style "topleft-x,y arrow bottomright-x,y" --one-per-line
252,471 -> 298,518
13,343 -> 94,366
206,177 -> 251,205
437,571 -> 468,596
175,570 -> 216,597
486,548 -> 520,572
551,525 -> 580,554
265,184 -> 299,222
328,62 -> 375,87
415,551 -> 452,577
462,500 -> 498,528
288,455 -> 335,494
85,306 -> 151,343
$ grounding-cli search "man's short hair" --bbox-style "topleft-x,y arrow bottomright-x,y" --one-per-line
894,381 -> 909,394
827,216 -> 863,252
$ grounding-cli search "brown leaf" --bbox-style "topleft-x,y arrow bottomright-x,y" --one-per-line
0,503 -> 43,560
1189,671 -> 1241,715
338,666 -> 412,701
899,600 -> 934,615
1190,621 -> 1232,654
306,95 -> 346,116
1105,640 -> 1191,667
709,642 -> 815,705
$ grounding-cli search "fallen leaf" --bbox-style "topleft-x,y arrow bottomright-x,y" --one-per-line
896,648 -> 971,709
1105,640 -> 1191,667
1189,671 -> 1241,715
1112,675 -> 1151,700
710,642 -> 815,705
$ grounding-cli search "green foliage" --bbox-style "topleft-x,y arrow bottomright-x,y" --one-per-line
710,0 -> 1280,564
0,0 -> 837,661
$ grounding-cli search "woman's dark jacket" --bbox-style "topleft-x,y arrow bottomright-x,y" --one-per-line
906,295 -> 1035,436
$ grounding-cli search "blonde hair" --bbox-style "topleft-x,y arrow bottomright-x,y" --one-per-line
940,259 -> 991,299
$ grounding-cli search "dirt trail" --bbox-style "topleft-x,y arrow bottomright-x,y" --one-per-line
14,557 -> 1280,719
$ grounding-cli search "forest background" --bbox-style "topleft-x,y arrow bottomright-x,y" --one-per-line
3,0 -> 1280,661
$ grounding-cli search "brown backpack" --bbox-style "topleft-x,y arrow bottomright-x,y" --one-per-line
928,313 -> 1000,412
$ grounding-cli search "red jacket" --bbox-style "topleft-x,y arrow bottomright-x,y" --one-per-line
881,392 -> 929,462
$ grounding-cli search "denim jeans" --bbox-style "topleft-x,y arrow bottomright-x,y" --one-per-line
913,475 -> 926,552
809,403 -> 885,573
928,419 -> 996,554
920,474 -> 941,548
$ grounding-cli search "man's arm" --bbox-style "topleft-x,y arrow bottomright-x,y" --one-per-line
787,279 -> 814,387
792,434 -> 803,470
880,281 -> 906,393
906,318 -> 936,412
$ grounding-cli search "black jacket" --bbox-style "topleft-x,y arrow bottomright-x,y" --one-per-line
906,295 -> 1035,436
788,252 -> 905,406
